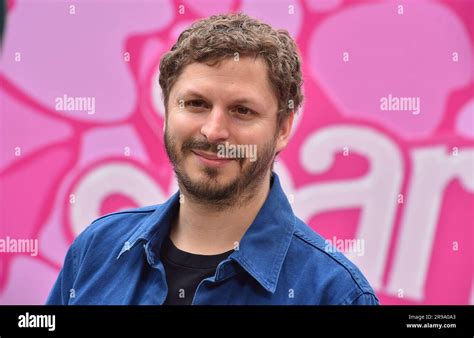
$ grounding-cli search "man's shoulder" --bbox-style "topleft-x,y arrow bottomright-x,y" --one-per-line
72,204 -> 164,254
87,204 -> 158,233
287,217 -> 379,304
91,204 -> 159,226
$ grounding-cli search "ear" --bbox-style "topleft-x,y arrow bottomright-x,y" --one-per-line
275,111 -> 294,153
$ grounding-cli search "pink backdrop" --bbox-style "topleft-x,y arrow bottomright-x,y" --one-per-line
0,0 -> 473,305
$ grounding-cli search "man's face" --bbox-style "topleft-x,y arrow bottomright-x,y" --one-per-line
164,56 -> 292,206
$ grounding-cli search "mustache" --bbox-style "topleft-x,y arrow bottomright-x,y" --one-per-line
181,138 -> 245,165
181,138 -> 221,154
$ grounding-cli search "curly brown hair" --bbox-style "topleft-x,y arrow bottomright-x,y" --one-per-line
159,13 -> 303,125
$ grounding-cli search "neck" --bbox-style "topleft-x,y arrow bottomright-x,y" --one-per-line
170,171 -> 272,255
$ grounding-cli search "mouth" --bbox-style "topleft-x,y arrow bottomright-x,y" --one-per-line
191,150 -> 234,168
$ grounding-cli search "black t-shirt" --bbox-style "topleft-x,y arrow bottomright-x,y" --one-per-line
160,236 -> 233,305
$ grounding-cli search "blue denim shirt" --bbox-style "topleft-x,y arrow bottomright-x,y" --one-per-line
46,173 -> 379,305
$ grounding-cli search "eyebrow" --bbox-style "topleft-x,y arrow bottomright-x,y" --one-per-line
178,89 -> 264,111
177,89 -> 206,100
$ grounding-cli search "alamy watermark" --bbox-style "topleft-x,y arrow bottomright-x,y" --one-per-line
380,94 -> 420,115
18,312 -> 55,331
217,142 -> 257,162
324,236 -> 365,257
0,236 -> 38,256
55,94 -> 96,115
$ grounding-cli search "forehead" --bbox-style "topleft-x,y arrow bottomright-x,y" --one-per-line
171,56 -> 278,107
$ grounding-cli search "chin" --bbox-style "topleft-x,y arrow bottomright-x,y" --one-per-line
189,162 -> 239,183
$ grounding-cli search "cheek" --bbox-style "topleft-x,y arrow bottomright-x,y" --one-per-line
234,124 -> 274,147
168,113 -> 198,138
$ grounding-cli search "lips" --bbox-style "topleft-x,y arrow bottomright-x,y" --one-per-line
191,150 -> 234,167
191,150 -> 222,160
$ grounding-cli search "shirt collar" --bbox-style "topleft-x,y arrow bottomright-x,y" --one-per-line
229,173 -> 295,293
116,191 -> 180,264
117,172 -> 296,293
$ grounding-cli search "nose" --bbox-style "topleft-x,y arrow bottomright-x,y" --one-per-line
200,107 -> 230,143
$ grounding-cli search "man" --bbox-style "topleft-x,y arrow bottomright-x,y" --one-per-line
47,13 -> 378,305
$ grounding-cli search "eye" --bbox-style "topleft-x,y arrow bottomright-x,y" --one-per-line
232,106 -> 255,116
185,100 -> 209,110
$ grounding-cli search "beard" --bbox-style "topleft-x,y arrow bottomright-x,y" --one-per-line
164,130 -> 276,209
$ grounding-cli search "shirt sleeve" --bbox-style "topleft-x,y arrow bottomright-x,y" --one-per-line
349,292 -> 380,305
45,242 -> 77,305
